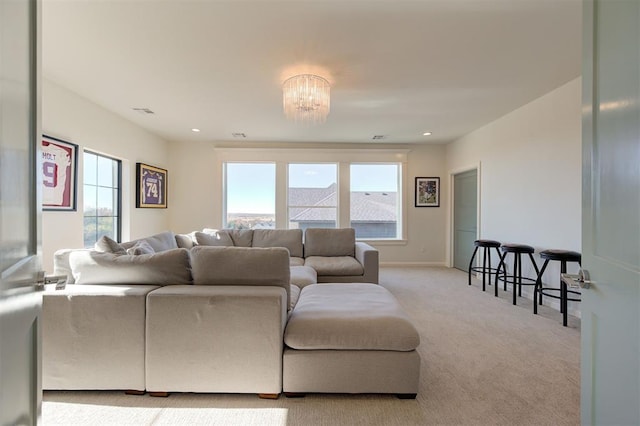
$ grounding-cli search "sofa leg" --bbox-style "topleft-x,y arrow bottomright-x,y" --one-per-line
149,392 -> 169,398
124,390 -> 145,396
396,393 -> 417,400
258,393 -> 280,400
284,392 -> 306,398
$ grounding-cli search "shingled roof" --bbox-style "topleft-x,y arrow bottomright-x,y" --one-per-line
289,185 -> 397,222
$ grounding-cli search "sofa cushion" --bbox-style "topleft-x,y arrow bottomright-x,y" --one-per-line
69,248 -> 192,286
120,231 -> 179,253
53,248 -> 92,284
175,231 -> 197,249
125,240 -> 155,255
190,246 -> 291,306
304,228 -> 355,257
290,284 -> 301,311
94,235 -> 126,254
195,231 -> 234,247
290,265 -> 317,288
225,229 -> 254,247
304,256 -> 364,276
284,284 -> 420,351
289,257 -> 305,267
252,229 -> 303,258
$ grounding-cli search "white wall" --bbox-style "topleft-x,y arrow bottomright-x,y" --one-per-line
168,141 -> 448,265
446,78 -> 582,311
42,79 -> 171,273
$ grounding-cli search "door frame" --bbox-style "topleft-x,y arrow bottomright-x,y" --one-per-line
447,162 -> 481,268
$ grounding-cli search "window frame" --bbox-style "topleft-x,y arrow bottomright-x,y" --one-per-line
217,148 -> 408,242
349,162 -> 402,240
222,161 -> 276,230
83,150 -> 122,247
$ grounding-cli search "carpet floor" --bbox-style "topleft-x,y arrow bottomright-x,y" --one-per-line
43,266 -> 580,426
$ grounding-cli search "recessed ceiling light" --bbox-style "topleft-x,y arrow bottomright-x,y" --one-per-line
423,132 -> 432,136
191,128 -> 200,132
232,133 -> 247,138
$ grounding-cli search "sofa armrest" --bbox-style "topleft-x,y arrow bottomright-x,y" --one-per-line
145,285 -> 287,394
355,242 -> 379,284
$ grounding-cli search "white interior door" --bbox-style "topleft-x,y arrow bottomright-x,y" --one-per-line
581,0 -> 640,424
0,0 -> 42,424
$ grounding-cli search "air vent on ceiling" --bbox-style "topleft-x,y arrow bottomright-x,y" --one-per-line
132,107 -> 154,115
372,135 -> 385,140
232,133 -> 247,138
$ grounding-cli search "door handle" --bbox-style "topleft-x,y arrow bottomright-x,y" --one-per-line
561,269 -> 591,289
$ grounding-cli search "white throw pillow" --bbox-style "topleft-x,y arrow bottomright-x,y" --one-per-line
94,235 -> 126,254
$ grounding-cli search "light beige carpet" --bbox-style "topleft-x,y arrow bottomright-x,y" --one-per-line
43,267 -> 580,426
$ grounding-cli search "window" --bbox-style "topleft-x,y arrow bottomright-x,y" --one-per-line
288,163 -> 337,230
83,151 -> 121,247
224,162 -> 275,229
350,164 -> 400,239
220,151 -> 405,240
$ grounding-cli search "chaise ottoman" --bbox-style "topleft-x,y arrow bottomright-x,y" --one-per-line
283,283 -> 421,398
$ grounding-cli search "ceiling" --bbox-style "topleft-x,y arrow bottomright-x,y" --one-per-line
42,0 -> 581,145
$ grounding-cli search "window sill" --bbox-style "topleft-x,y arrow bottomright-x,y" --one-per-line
357,239 -> 408,246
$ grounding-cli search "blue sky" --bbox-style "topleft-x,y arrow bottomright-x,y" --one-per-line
226,163 -> 398,214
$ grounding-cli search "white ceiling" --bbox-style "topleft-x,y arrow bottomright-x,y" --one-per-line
42,0 -> 581,145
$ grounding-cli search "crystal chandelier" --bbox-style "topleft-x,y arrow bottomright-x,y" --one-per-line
282,74 -> 330,124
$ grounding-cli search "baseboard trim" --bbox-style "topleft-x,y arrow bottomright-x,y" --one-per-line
380,262 -> 447,267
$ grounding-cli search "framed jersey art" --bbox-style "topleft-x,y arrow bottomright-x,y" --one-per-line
42,135 -> 78,211
136,163 -> 167,208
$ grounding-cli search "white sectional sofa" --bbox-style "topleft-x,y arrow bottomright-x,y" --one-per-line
43,228 -> 420,398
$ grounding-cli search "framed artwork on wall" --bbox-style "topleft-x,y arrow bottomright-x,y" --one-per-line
415,177 -> 440,207
42,135 -> 78,211
136,163 -> 167,208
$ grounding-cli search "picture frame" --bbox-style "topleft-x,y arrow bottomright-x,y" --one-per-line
415,177 -> 440,207
136,163 -> 168,208
42,135 -> 78,211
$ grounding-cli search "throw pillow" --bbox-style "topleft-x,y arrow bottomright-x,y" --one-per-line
175,231 -> 197,249
69,248 -> 192,286
94,235 -> 126,254
120,231 -> 178,253
126,240 -> 156,255
194,231 -> 233,247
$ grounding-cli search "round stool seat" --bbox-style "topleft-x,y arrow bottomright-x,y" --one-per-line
474,239 -> 501,248
500,243 -> 535,254
540,249 -> 581,263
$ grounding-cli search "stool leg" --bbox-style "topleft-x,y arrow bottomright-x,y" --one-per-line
468,247 -> 479,286
517,254 -> 523,297
561,279 -> 568,326
494,250 -> 505,297
527,253 -> 541,279
481,248 -> 487,291
502,254 -> 508,291
534,260 -> 550,314
487,248 -> 492,287
560,261 -> 567,314
512,253 -> 518,306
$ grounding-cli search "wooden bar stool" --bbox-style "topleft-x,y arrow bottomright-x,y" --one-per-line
468,239 -> 502,292
495,243 -> 540,305
534,249 -> 582,326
